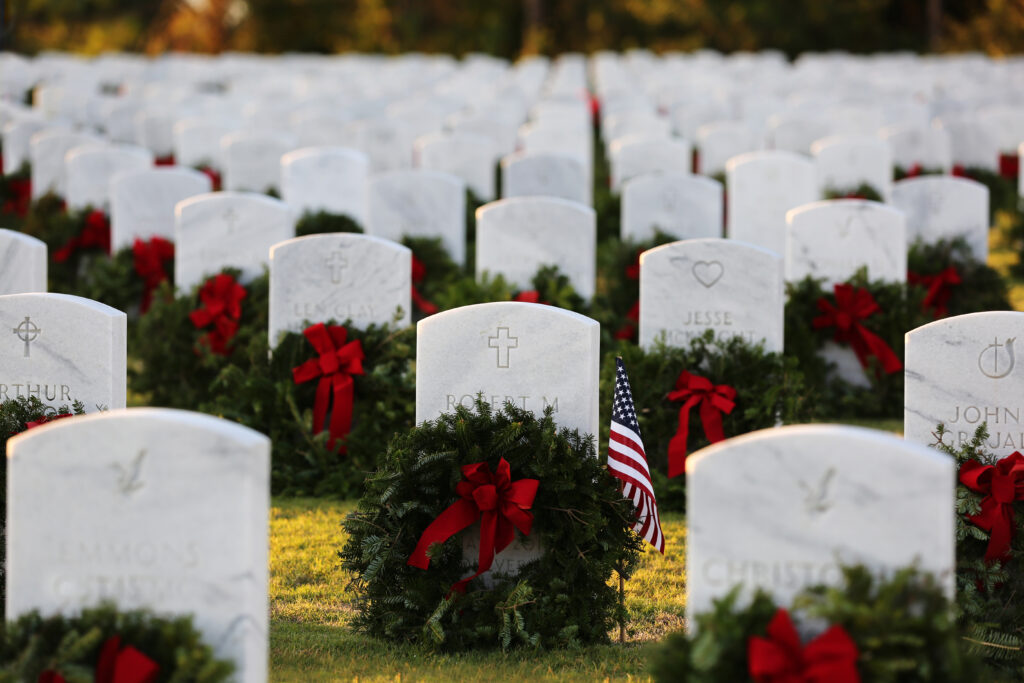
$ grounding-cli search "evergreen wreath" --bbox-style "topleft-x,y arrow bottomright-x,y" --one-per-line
340,399 -> 643,651
649,565 -> 981,683
203,319 -> 416,497
79,242 -> 176,323
599,331 -> 809,512
294,210 -> 363,237
130,269 -> 268,410
21,195 -> 108,296
784,269 -> 930,419
933,423 -> 1024,677
0,604 -> 233,682
431,265 -> 588,315
822,182 -> 884,201
907,238 -> 1011,318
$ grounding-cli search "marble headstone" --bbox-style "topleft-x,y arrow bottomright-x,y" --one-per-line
811,135 -> 893,201
416,131 -> 497,201
891,176 -> 989,262
0,293 -> 126,411
30,130 -> 102,200
880,125 -> 952,174
609,136 -> 692,191
686,425 -> 955,620
500,152 -> 589,205
221,131 -> 292,193
6,408 -> 269,682
268,233 -> 411,346
906,312 -> 1024,455
726,151 -> 818,256
173,118 -> 234,170
0,230 -> 46,295
639,238 -> 783,352
175,192 -> 294,292
280,146 -> 369,227
2,118 -> 50,175
64,144 -> 154,211
696,121 -> 759,177
110,167 -> 212,251
621,172 -> 723,242
367,170 -> 466,265
476,197 -> 596,299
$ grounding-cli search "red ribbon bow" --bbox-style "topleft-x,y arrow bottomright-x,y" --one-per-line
198,166 -> 222,191
960,452 -> 1024,563
154,154 -> 176,166
904,163 -> 922,178
38,635 -> 159,683
999,153 -> 1019,180
666,370 -> 736,478
748,609 -> 860,683
908,266 -> 961,318
513,290 -> 550,305
25,413 -> 73,431
615,251 -> 643,340
408,458 -> 539,594
292,323 -> 365,451
411,255 -> 438,315
188,273 -> 246,356
2,177 -> 31,217
133,237 -> 175,313
53,209 -> 111,263
812,284 -> 902,375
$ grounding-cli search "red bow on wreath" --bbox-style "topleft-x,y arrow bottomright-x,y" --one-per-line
666,370 -> 736,478
411,254 -> 439,315
999,153 -> 1019,180
154,154 -> 175,166
408,458 -> 539,594
812,284 -> 902,375
39,635 -> 159,683
25,412 -> 73,431
908,267 -> 961,318
133,237 -> 175,313
198,166 -> 222,191
189,273 -> 246,356
53,209 -> 111,263
292,323 -> 365,452
615,251 -> 643,340
748,608 -> 860,683
2,177 -> 31,217
960,452 -> 1024,563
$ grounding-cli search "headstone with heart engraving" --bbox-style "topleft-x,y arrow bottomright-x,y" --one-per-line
639,238 -> 783,352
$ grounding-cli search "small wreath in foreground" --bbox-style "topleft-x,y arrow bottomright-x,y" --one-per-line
0,604 -> 233,682
341,399 -> 643,651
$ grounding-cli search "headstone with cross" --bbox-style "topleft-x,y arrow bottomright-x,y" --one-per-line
6,408 -> 270,682
0,230 -> 47,295
686,424 -> 954,622
175,192 -> 294,293
0,293 -> 126,411
268,233 -> 411,347
905,311 -> 1024,456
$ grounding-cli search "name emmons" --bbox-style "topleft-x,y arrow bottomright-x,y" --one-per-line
0,383 -> 72,401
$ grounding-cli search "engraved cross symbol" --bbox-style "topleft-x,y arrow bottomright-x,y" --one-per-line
222,207 -> 240,233
12,316 -> 41,358
325,251 -> 348,285
488,327 -> 518,369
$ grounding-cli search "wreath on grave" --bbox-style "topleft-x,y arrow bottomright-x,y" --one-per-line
79,238 -> 176,322
893,165 -> 944,181
341,399 -> 643,651
648,565 -> 981,683
591,232 -> 676,344
21,195 -> 111,295
130,268 -> 268,410
822,182 -> 884,202
784,269 -> 930,419
0,396 -> 86,613
0,162 -> 31,221
933,424 -> 1024,675
294,210 -> 364,237
599,331 -> 809,512
0,604 -> 233,682
432,265 -> 588,315
202,319 -> 416,496
907,238 -> 1011,319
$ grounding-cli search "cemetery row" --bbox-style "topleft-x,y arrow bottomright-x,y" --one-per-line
0,49 -> 1022,680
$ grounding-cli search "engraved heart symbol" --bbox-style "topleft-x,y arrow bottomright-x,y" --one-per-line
691,260 -> 724,288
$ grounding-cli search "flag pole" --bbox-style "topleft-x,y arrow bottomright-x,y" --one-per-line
618,560 -> 626,643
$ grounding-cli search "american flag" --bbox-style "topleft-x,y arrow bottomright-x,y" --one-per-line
608,357 -> 665,554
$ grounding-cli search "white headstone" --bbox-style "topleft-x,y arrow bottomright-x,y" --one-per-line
221,131 -> 292,193
621,172 -> 722,242
686,425 -> 955,619
134,110 -> 176,157
696,121 -> 759,177
64,144 -> 154,211
173,118 -> 234,170
500,152 -> 589,205
2,118 -> 50,175
786,199 -> 907,286
726,151 -> 818,256
880,125 -> 953,174
415,301 -> 599,438
609,136 -> 692,191
30,129 -> 102,199
811,135 -> 893,201
416,131 -> 497,201
891,176 -> 989,262
367,169 -> 466,265
0,230 -> 46,295
175,192 -> 294,292
639,238 -> 783,352
110,167 -> 212,251
280,146 -> 369,227
268,233 -> 411,346
476,197 -> 596,299
937,116 -> 999,172
906,311 -> 1024,456
6,408 -> 269,682
0,293 -> 126,411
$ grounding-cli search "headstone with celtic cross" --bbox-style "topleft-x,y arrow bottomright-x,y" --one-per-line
6,408 -> 270,682
905,311 -> 1024,456
891,176 -> 989,262
0,293 -> 126,411
268,233 -> 411,346
174,192 -> 294,293
686,425 -> 954,622
621,172 -> 723,243
0,230 -> 47,295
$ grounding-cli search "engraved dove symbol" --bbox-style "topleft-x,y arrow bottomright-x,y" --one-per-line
798,467 -> 836,517
112,450 -> 146,496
